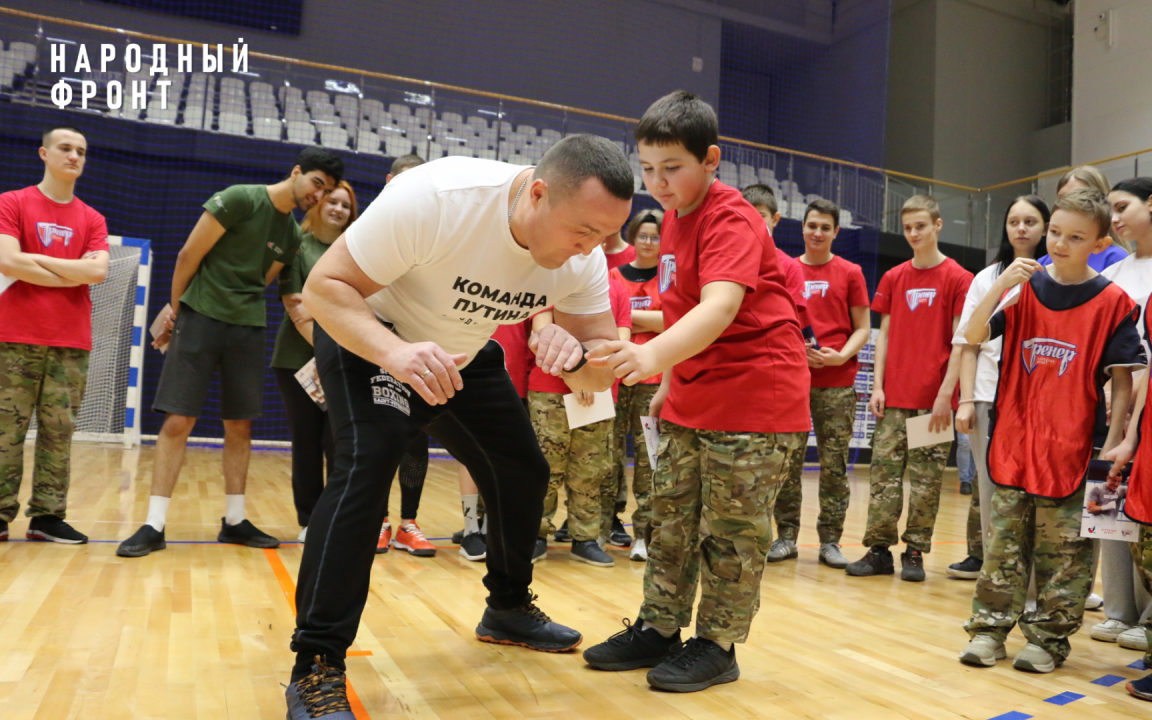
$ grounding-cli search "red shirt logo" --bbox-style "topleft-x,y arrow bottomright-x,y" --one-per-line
905,288 -> 937,311
1021,337 -> 1078,377
35,222 -> 74,248
659,254 -> 676,292
803,280 -> 829,300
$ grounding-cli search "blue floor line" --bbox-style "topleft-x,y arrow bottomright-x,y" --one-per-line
1043,691 -> 1084,706
1091,674 -> 1126,687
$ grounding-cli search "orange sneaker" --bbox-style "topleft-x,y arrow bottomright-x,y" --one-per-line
376,519 -> 391,554
394,521 -> 437,557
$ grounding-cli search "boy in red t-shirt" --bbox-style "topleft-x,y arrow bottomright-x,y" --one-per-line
770,200 -> 871,569
0,126 -> 110,545
528,276 -> 632,567
583,91 -> 810,692
845,195 -> 973,581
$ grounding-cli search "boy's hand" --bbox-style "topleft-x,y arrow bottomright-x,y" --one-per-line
816,348 -> 847,367
955,403 -> 975,434
869,389 -> 886,418
995,257 -> 1041,292
807,345 -> 826,368
586,341 -> 660,386
929,394 -> 953,433
1102,439 -> 1136,478
648,384 -> 669,429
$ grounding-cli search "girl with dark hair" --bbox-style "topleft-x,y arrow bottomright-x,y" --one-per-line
948,196 -> 1050,580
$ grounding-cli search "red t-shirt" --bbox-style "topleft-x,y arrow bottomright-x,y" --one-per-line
528,276 -> 632,399
658,181 -> 810,434
491,319 -> 532,399
801,255 -> 870,388
872,257 -> 973,410
610,264 -> 663,385
605,244 -> 636,271
0,186 -> 110,351
777,249 -> 810,328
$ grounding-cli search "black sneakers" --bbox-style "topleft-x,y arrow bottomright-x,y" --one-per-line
217,518 -> 280,548
554,519 -> 570,543
609,517 -> 632,547
960,481 -> 973,495
285,656 -> 356,719
531,537 -> 547,563
584,618 -> 681,670
451,529 -> 465,545
26,515 -> 88,544
460,532 -> 486,561
647,637 -> 740,692
947,555 -> 982,580
117,524 -> 166,557
571,539 -> 614,567
0,519 -> 8,542
475,593 -> 582,652
901,549 -> 926,582
845,545 -> 894,576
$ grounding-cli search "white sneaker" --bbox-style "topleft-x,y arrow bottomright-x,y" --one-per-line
630,538 -> 648,562
1090,618 -> 1132,642
1013,643 -> 1058,673
1085,593 -> 1104,611
1119,627 -> 1150,652
297,526 -> 307,543
958,635 -> 1006,667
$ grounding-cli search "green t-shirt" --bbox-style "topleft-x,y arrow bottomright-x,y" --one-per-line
271,232 -> 332,370
181,184 -> 303,327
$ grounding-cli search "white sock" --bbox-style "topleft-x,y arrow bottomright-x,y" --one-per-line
146,496 -> 170,532
461,494 -> 480,534
641,620 -> 676,638
225,494 -> 245,526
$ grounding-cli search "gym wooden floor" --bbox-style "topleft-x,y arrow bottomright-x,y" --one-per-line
0,443 -> 1147,719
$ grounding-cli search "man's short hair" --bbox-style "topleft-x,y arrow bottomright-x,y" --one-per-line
741,184 -> 777,215
1054,187 -> 1111,239
295,146 -> 344,184
391,154 -> 425,175
533,134 -> 634,203
42,125 -> 85,146
901,194 -> 940,222
634,90 -> 718,163
804,198 -> 841,228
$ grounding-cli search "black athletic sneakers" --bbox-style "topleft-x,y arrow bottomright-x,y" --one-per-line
554,519 -> 570,543
583,618 -> 681,670
451,529 -> 465,545
609,517 -> 632,547
285,656 -> 356,719
117,524 -> 166,557
901,549 -> 926,582
1128,673 -> 1152,702
0,519 -> 8,542
217,518 -> 280,548
571,539 -> 614,567
475,593 -> 582,652
845,545 -> 894,576
947,555 -> 982,580
960,481 -> 972,495
531,536 -> 547,563
647,637 -> 740,692
26,515 -> 88,544
460,532 -> 486,561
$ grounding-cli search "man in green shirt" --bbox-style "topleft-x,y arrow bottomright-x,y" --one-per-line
118,147 -> 344,558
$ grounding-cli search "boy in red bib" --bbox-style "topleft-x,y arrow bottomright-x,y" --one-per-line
960,189 -> 1144,673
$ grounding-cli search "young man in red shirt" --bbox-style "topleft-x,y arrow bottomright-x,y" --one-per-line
0,126 -> 110,544
770,200 -> 871,568
583,91 -> 810,692
846,195 -> 973,581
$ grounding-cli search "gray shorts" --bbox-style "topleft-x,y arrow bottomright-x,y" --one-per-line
152,304 -> 266,420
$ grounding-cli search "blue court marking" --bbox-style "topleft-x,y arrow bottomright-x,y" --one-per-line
1092,674 -> 1126,687
1131,659 -> 1147,670
1043,692 -> 1084,706
988,712 -> 1032,720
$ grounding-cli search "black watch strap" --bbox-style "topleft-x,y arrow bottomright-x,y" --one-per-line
562,343 -> 590,373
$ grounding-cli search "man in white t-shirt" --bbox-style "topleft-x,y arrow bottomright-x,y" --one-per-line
284,135 -> 634,719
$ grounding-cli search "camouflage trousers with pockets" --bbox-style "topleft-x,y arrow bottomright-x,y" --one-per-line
967,479 -> 983,559
610,382 -> 659,542
861,407 -> 951,552
775,385 -> 857,544
638,421 -> 806,643
0,342 -> 89,522
529,391 -> 614,542
1131,527 -> 1152,667
965,484 -> 1092,662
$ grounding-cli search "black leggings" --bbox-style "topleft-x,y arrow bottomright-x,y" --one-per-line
291,327 -> 548,676
274,367 -> 334,528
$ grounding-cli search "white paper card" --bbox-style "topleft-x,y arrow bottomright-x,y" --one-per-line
0,273 -> 15,299
1081,478 -> 1139,542
905,412 -> 953,449
149,303 -> 172,354
563,391 -> 614,430
640,416 -> 661,468
295,357 -> 327,411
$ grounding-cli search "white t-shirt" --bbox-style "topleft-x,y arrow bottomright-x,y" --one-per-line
952,263 -> 1002,403
345,157 -> 610,364
1103,254 -> 1152,357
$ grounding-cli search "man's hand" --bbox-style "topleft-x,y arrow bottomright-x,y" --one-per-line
929,394 -> 953,433
152,305 -> 177,349
1102,439 -> 1136,479
284,294 -> 313,325
571,389 -> 596,407
529,323 -> 585,376
382,341 -> 467,406
955,403 -> 975,435
869,388 -> 886,418
586,340 -> 660,386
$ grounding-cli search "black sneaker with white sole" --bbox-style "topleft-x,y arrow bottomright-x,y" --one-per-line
475,593 -> 582,652
531,536 -> 547,563
117,524 -> 166,557
554,519 -> 570,543
609,517 -> 632,547
947,555 -> 982,579
460,532 -> 486,561
451,529 -> 465,545
584,618 -> 681,670
217,518 -> 280,548
571,539 -> 614,567
901,549 -> 926,582
27,515 -> 88,544
647,637 -> 740,692
845,545 -> 894,576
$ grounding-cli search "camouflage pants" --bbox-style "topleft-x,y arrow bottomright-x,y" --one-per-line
610,382 -> 659,540
966,479 -> 983,559
965,484 -> 1092,661
529,391 -> 614,542
639,421 -> 806,643
775,385 -> 857,544
861,408 -> 950,552
0,342 -> 89,522
1131,527 -> 1152,667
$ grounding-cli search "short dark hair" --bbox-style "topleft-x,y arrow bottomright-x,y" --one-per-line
533,134 -> 634,203
391,153 -> 425,175
1054,187 -> 1111,239
42,125 -> 85,145
634,90 -> 718,162
741,184 -> 777,215
295,146 -> 344,184
804,199 -> 840,228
